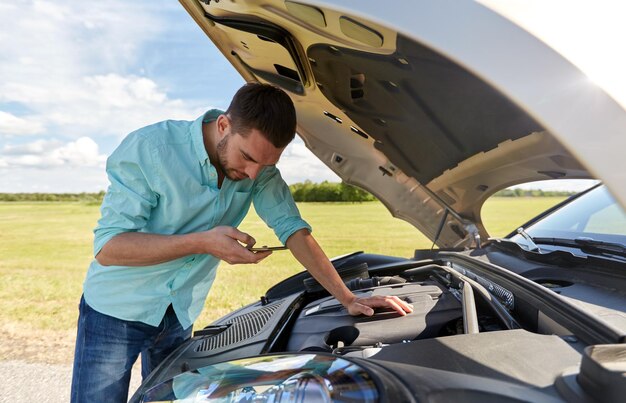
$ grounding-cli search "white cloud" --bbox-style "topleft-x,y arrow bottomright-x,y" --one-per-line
55,137 -> 106,167
0,137 -> 106,169
0,111 -> 45,136
0,1 -> 162,82
0,0 -> 339,191
278,139 -> 340,184
35,73 -> 201,138
85,75 -> 168,107
2,139 -> 62,155
0,1 -> 203,140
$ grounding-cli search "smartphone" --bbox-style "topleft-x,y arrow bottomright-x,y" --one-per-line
247,245 -> 288,252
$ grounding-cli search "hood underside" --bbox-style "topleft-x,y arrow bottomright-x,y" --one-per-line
181,0 -> 626,247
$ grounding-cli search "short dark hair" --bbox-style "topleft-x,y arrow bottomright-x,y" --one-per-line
225,83 -> 297,148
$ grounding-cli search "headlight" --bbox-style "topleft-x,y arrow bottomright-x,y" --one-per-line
140,354 -> 379,402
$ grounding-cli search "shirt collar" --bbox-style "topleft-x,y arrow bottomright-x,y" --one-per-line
191,109 -> 224,166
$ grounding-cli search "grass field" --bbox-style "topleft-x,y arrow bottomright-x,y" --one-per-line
0,197 -> 564,334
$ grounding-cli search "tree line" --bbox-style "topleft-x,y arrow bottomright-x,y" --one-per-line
0,183 -> 374,203
493,188 -> 576,197
0,191 -> 105,202
0,184 -> 575,203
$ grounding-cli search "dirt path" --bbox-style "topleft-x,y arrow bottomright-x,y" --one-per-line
0,323 -> 75,365
0,322 -> 141,402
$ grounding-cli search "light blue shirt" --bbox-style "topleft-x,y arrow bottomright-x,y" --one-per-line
83,110 -> 311,329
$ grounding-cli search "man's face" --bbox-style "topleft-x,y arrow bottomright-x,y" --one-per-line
215,117 -> 285,181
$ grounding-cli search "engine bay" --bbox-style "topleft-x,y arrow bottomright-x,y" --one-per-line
131,252 -> 626,402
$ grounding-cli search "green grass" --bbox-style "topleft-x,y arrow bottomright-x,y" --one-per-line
481,197 -> 565,237
0,197 -> 564,331
0,203 -> 96,330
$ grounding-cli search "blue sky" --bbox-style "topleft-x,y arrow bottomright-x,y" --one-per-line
0,0 -> 598,193
0,0 -> 339,192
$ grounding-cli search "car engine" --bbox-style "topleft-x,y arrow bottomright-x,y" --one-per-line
287,280 -> 462,352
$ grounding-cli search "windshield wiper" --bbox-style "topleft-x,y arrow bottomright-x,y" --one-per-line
574,237 -> 626,258
531,236 -> 626,260
516,227 -> 541,252
490,232 -> 626,263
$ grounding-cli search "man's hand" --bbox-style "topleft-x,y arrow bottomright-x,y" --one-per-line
286,230 -> 414,318
203,226 -> 271,264
346,295 -> 413,317
97,226 -> 271,267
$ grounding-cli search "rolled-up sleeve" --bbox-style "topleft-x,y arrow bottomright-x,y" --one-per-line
252,166 -> 311,245
93,133 -> 159,256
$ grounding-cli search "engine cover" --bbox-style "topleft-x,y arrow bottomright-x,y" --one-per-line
287,281 -> 462,351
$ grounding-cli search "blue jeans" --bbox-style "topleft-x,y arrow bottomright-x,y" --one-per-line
71,296 -> 192,403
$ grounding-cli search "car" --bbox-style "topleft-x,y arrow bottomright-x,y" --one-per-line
130,1 -> 626,401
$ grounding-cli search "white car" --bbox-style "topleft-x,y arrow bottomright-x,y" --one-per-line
131,1 -> 626,401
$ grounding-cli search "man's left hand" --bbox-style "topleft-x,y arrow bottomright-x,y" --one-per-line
346,295 -> 413,317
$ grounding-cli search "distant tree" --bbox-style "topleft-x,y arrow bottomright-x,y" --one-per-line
339,182 -> 375,202
289,181 -> 375,202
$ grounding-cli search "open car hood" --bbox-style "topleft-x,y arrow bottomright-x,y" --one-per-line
180,0 -> 626,248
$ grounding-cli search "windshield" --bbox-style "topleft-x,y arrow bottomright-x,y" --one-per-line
511,186 -> 626,246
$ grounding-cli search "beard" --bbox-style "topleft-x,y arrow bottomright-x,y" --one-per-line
215,134 -> 246,181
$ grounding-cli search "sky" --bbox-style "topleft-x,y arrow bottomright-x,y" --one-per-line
0,0 -> 340,193
0,0 -> 609,193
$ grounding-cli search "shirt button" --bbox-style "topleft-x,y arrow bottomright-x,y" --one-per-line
171,290 -> 177,296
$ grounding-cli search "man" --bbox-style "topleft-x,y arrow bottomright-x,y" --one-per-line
71,83 -> 412,402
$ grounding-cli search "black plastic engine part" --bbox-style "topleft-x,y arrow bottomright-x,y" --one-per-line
287,282 -> 462,351
303,262 -> 369,293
